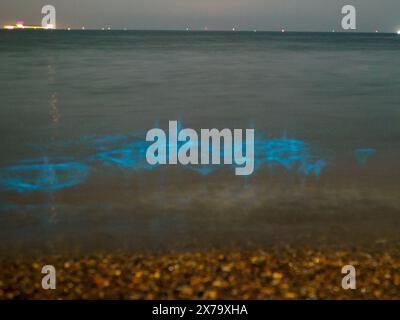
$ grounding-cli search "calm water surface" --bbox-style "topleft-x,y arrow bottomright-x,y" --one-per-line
0,31 -> 399,253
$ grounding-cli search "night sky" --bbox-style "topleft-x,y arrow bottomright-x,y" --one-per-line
1,0 -> 400,32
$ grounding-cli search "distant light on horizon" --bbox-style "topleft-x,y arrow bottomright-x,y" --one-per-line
397,30 -> 400,35
3,21 -> 49,30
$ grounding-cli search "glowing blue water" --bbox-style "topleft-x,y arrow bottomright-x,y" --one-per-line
0,31 -> 396,195
0,129 -> 375,193
0,162 -> 88,192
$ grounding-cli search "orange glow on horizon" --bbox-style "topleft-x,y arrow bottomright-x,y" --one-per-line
3,21 -> 56,30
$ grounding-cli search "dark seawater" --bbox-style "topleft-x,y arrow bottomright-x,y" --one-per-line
0,31 -> 399,254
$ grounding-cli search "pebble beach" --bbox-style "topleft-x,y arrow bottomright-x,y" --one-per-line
1,245 -> 399,300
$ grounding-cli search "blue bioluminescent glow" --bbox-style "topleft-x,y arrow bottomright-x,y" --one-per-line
185,138 -> 328,177
0,161 -> 88,192
254,138 -> 328,176
354,148 -> 377,166
96,149 -> 138,168
0,128 -> 377,193
95,140 -> 156,171
298,159 -> 327,176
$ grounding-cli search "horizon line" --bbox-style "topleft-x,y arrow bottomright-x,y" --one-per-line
1,28 -> 398,34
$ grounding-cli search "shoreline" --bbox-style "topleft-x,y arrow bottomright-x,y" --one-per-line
1,245 -> 399,299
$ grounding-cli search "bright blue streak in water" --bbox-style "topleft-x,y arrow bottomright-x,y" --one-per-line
0,162 -> 88,192
1,131 -> 372,193
254,138 -> 327,176
96,149 -> 138,168
95,140 -> 156,171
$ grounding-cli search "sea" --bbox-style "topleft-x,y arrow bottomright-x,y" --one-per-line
0,30 -> 399,254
